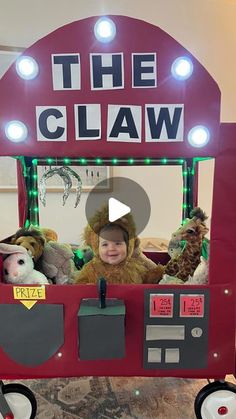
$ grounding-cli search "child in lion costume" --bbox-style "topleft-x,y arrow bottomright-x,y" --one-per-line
73,205 -> 164,284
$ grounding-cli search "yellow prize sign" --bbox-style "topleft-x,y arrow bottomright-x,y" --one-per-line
13,286 -> 46,309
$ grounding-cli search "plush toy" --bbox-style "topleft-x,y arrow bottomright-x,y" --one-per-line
167,238 -> 185,259
160,255 -> 209,285
133,237 -> 158,270
185,239 -> 210,284
10,226 -> 76,284
40,228 -> 58,242
185,256 -> 209,285
159,274 -> 185,285
0,243 -> 49,285
164,207 -> 209,282
73,204 -> 164,284
32,227 -> 76,284
73,245 -> 94,270
147,207 -> 209,285
156,239 -> 186,284
41,241 -> 75,284
10,227 -> 45,263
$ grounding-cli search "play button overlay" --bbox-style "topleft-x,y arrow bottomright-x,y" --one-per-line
85,176 -> 151,239
108,198 -> 131,222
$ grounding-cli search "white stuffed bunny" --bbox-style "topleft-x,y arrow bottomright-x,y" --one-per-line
0,243 -> 49,285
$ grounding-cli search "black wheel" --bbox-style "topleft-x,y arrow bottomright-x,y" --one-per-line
1,383 -> 37,419
194,380 -> 236,418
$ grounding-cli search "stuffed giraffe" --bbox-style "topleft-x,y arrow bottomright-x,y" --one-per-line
164,207 -> 209,282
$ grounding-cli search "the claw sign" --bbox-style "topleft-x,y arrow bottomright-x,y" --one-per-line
36,51 -> 183,143
36,103 -> 184,144
0,16 -> 220,158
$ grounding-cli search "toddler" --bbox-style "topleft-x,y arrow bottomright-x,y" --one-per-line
73,205 -> 164,284
98,224 -> 128,265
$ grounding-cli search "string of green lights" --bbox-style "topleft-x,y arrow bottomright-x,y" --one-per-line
19,156 -> 212,227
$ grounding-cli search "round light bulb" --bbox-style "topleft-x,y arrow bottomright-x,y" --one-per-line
16,56 -> 39,80
94,17 -> 116,43
171,57 -> 193,80
187,125 -> 210,148
5,120 -> 28,142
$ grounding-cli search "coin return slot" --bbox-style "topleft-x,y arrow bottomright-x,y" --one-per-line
146,325 -> 185,341
165,348 -> 180,363
148,348 -> 162,363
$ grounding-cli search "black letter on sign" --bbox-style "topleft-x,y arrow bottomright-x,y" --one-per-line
147,107 -> 182,139
92,55 -> 122,88
110,108 -> 138,138
77,106 -> 99,138
39,109 -> 64,139
133,54 -> 156,87
53,55 -> 79,88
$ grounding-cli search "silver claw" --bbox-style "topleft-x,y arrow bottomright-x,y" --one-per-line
61,166 -> 82,208
39,167 -> 72,207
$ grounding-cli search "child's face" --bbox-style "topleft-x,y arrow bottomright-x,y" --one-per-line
99,229 -> 127,265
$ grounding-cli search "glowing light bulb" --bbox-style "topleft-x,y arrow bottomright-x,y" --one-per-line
171,57 -> 193,80
188,125 -> 210,148
94,17 -> 116,43
16,56 -> 39,80
5,120 -> 28,142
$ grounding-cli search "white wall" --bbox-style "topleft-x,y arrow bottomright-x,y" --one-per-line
0,193 -> 19,238
0,158 -> 19,238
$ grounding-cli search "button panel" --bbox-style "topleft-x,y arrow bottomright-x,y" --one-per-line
143,288 -> 209,370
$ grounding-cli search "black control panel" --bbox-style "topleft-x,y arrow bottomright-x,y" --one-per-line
143,288 -> 209,369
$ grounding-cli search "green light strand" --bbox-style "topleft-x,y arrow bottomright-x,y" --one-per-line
64,158 -> 70,164
47,158 -> 54,164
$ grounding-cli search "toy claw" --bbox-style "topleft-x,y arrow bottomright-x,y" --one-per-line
59,167 -> 72,206
39,166 -> 82,208
39,167 -> 72,207
62,166 -> 82,208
